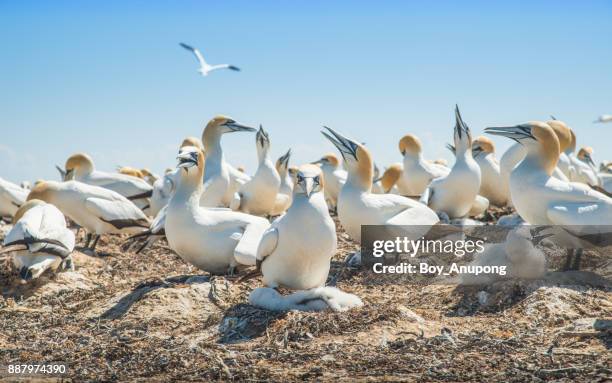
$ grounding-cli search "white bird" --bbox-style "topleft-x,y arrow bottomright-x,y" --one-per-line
312,153 -> 347,210
321,126 -> 439,244
270,149 -> 294,216
257,164 -> 336,290
231,126 -> 281,216
62,153 -> 153,212
421,106 -> 482,219
179,42 -> 240,76
469,136 -> 506,207
461,225 -> 551,285
1,199 -> 76,282
486,121 -> 612,270
594,114 -> 612,123
395,134 -> 450,197
573,146 -> 601,186
0,177 -> 28,218
165,146 -> 270,274
27,180 -> 149,252
200,116 -> 256,207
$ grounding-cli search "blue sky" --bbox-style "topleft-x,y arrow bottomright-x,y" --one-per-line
1,1 -> 611,183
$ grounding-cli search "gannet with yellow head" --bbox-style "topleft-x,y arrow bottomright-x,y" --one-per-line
470,136 -> 507,207
312,153 -> 347,210
26,180 -> 149,252
420,106 -> 483,219
0,177 -> 28,218
395,133 -> 450,197
165,145 -> 270,274
231,125 -> 281,216
379,163 -> 403,194
271,149 -> 294,216
321,126 -> 439,244
486,121 -> 612,270
62,152 -> 153,213
200,115 -> 256,207
1,199 -> 75,282
257,164 -> 336,289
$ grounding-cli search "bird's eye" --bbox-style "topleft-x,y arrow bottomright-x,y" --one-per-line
313,176 -> 320,184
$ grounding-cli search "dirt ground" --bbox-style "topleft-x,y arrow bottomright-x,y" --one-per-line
0,213 -> 610,382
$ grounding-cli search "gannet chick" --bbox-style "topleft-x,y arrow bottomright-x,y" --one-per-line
470,136 -> 506,207
165,146 -> 270,274
312,153 -> 347,210
63,153 -> 153,211
395,134 -> 450,197
486,121 -> 612,270
200,116 -> 256,207
0,177 -> 28,218
255,164 -> 336,289
1,200 -> 75,282
117,166 -> 144,179
271,149 -> 293,216
421,106 -> 481,219
27,181 -> 149,252
379,163 -> 403,194
232,126 -> 281,216
461,226 -> 551,285
321,126 -> 439,244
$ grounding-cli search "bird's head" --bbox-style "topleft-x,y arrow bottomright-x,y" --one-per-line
546,120 -> 572,153
64,153 -> 94,180
398,134 -> 422,157
321,126 -> 373,189
380,163 -> 403,193
453,105 -> 473,152
471,136 -> 495,158
486,121 -> 560,175
294,164 -> 324,198
577,146 -> 596,167
180,136 -> 204,150
311,153 -> 340,168
176,145 -> 206,185
275,149 -> 291,174
255,125 -> 271,154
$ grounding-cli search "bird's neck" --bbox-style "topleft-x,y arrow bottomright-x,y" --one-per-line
173,169 -> 204,207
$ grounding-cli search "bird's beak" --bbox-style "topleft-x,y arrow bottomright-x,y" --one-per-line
584,153 -> 596,167
454,105 -> 471,140
256,125 -> 270,147
485,124 -> 535,142
63,168 -> 74,181
176,151 -> 198,169
303,177 -> 315,197
279,149 -> 291,168
56,165 -> 67,180
225,119 -> 257,133
446,143 -> 456,155
321,126 -> 359,161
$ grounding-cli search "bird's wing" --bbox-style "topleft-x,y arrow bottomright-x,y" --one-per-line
179,42 -> 207,67
228,164 -> 251,184
234,216 -> 271,266
0,179 -> 27,207
366,193 -> 438,226
84,197 -> 149,229
87,172 -> 152,198
208,64 -> 240,72
256,226 -> 279,263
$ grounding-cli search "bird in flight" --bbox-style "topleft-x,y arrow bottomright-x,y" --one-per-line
179,42 -> 240,76
594,114 -> 612,123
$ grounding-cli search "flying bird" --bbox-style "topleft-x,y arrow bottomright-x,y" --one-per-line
594,114 -> 612,123
179,42 -> 240,76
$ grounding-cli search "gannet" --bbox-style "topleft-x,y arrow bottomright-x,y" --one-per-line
256,164 -> 336,289
62,153 -> 153,211
231,126 -> 280,216
379,163 -> 403,194
575,146 -> 601,185
271,149 -> 293,216
179,42 -> 240,76
321,126 -> 439,244
200,116 -> 256,207
1,199 -> 75,282
312,153 -> 347,210
420,106 -> 481,219
470,136 -> 507,207
594,114 -> 612,123
461,226 -> 552,285
117,166 -> 144,179
0,177 -> 28,217
27,180 -> 149,251
395,134 -> 449,197
486,121 -> 612,270
165,146 -> 270,274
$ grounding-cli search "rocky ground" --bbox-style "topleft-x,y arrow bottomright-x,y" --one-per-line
0,214 -> 610,382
